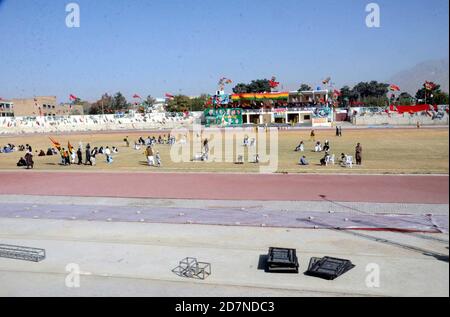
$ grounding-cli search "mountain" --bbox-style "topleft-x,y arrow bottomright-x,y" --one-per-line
388,58 -> 449,95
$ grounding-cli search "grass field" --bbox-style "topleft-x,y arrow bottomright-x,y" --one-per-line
0,128 -> 448,174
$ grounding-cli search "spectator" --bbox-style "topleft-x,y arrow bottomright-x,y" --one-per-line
295,141 -> 304,152
17,157 -> 27,167
355,143 -> 362,165
24,152 -> 34,169
77,147 -> 83,165
299,156 -> 309,166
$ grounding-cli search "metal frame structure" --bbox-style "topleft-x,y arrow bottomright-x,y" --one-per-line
0,244 -> 46,262
172,257 -> 211,280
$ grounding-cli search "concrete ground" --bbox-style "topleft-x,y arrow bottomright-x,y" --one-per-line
0,195 -> 448,297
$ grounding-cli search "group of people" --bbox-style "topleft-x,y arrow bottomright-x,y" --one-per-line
144,146 -> 162,167
135,134 -> 176,148
296,134 -> 363,167
16,144 -> 34,169
294,140 -> 331,153
59,143 -> 118,166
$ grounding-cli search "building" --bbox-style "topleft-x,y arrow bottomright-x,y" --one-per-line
0,100 -> 14,117
242,108 -> 315,126
10,96 -> 84,117
288,90 -> 330,104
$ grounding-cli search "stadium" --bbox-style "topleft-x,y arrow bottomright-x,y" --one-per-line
0,0 -> 448,301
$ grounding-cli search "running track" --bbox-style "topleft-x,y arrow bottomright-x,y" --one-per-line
0,172 -> 448,204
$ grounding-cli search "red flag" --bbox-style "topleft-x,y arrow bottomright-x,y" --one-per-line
269,76 -> 280,89
133,94 -> 141,99
165,93 -> 174,99
389,84 -> 400,92
49,137 -> 61,150
69,94 -> 78,101
424,81 -> 436,91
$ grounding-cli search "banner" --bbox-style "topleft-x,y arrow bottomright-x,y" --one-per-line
389,104 -> 433,114
231,92 -> 289,101
204,108 -> 243,126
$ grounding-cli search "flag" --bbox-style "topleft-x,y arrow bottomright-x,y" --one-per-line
69,94 -> 78,101
333,89 -> 342,97
165,93 -> 175,99
322,77 -> 331,85
424,81 -> 436,91
133,94 -> 141,99
269,76 -> 280,89
389,84 -> 400,92
68,142 -> 74,154
49,137 -> 61,150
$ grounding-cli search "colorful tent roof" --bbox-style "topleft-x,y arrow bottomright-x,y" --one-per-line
231,92 -> 289,101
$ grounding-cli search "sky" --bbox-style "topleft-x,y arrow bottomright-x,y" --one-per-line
0,0 -> 449,102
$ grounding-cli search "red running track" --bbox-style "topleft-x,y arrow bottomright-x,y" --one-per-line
0,172 -> 448,204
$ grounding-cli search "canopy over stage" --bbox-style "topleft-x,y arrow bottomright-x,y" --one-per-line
231,92 -> 289,102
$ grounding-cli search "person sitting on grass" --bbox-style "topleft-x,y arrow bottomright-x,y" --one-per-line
339,153 -> 347,166
295,141 -> 304,152
314,141 -> 322,152
17,157 -> 27,167
299,156 -> 309,166
320,152 -> 330,166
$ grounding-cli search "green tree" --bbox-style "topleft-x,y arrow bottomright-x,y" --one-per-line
415,83 -> 448,104
232,83 -> 250,94
353,81 -> 389,99
144,95 -> 157,107
89,93 -> 114,115
166,95 -> 192,113
232,79 -> 271,94
298,84 -> 312,91
337,86 -> 358,106
190,94 -> 209,111
432,92 -> 449,105
397,92 -> 414,105
112,92 -> 129,111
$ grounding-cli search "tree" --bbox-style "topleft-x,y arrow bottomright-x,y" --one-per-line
232,79 -> 271,94
397,92 -> 414,105
415,82 -> 448,104
112,92 -> 129,111
353,81 -> 389,99
432,92 -> 449,105
337,86 -> 358,106
248,79 -> 271,93
232,83 -> 250,94
144,95 -> 157,107
166,95 -> 192,113
298,84 -> 312,92
190,94 -> 209,111
89,93 -> 113,115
